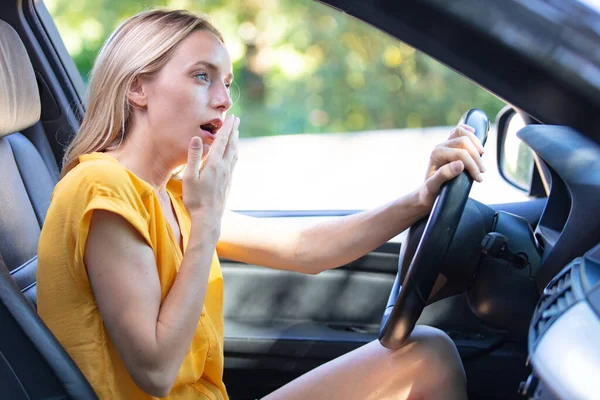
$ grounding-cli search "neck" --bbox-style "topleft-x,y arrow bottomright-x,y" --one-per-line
106,121 -> 176,191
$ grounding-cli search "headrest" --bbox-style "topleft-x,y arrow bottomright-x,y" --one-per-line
0,19 -> 40,138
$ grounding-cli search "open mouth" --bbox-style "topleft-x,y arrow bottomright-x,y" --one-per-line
200,119 -> 223,136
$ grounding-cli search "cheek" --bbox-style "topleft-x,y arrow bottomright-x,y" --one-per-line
151,82 -> 206,124
156,90 -> 189,121
147,80 -> 209,162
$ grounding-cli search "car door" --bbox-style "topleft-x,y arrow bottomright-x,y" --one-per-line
221,210 -> 401,397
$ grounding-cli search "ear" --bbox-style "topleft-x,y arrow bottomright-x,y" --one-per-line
127,76 -> 148,109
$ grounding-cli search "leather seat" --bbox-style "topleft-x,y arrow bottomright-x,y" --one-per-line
0,19 -> 97,399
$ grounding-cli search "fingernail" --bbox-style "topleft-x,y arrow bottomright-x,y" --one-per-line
451,161 -> 462,173
190,136 -> 201,148
476,173 -> 483,182
480,163 -> 486,173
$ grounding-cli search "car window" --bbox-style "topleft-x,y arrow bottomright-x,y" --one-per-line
45,0 -> 529,210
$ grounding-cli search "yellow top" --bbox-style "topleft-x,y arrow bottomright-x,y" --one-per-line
37,152 -> 227,400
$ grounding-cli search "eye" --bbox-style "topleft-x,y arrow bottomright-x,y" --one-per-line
194,72 -> 209,82
225,81 -> 232,90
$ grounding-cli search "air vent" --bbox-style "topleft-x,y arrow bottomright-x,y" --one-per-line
530,261 -> 580,348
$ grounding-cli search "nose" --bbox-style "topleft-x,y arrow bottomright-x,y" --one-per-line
210,81 -> 232,112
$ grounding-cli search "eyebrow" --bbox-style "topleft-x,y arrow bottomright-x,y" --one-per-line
191,60 -> 234,80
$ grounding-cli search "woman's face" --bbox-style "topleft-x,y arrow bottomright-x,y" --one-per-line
136,29 -> 233,164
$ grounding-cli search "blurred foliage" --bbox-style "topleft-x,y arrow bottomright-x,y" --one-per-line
46,0 -> 506,137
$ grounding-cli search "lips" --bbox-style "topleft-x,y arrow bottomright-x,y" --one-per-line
200,119 -> 223,139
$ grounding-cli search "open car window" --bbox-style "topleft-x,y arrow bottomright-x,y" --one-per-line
45,0 -> 528,210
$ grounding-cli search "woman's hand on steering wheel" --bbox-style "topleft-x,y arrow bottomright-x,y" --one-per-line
419,123 -> 486,208
380,109 -> 490,349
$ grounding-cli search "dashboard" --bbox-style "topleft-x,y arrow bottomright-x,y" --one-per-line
522,245 -> 600,399
516,125 -> 600,399
518,125 -> 600,291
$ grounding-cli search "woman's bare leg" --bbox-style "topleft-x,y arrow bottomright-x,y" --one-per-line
262,325 -> 466,400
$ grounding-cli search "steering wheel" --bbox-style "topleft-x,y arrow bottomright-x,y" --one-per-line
379,109 -> 489,350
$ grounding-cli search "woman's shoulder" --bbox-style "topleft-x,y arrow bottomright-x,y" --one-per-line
56,152 -> 151,200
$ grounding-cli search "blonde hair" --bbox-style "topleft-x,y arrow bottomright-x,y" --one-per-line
60,9 -> 224,178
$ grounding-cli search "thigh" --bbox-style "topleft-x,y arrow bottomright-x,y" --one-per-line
262,325 -> 466,400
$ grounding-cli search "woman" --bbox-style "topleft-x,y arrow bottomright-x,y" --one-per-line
37,9 -> 486,400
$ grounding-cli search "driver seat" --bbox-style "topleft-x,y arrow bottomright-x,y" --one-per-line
0,19 -> 97,399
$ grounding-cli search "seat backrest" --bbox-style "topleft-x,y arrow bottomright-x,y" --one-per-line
0,19 -> 97,399
0,17 -> 59,308
0,129 -> 56,308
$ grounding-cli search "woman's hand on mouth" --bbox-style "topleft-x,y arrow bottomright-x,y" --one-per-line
183,114 -> 240,239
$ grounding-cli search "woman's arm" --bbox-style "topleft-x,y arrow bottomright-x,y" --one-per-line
85,211 -> 217,396
218,191 -> 427,274
217,123 -> 484,274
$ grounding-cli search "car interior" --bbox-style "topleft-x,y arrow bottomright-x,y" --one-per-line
1,0 -> 600,399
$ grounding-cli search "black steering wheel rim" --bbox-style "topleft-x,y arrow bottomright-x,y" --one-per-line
379,109 -> 489,350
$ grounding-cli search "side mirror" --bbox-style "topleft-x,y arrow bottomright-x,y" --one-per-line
496,106 -> 535,192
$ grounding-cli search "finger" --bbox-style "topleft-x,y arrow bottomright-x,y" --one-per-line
224,117 -> 239,162
449,126 -> 485,154
183,136 -> 203,179
210,115 -> 235,159
459,123 -> 475,133
432,146 -> 483,182
444,136 -> 485,173
425,160 -> 464,195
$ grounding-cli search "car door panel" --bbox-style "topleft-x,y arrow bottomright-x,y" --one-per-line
221,213 -> 399,385
222,241 -> 399,357
222,251 -> 398,324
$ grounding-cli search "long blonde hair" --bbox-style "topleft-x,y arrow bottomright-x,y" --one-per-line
60,9 -> 224,178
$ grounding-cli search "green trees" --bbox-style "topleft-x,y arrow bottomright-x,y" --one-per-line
46,0 -> 505,137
